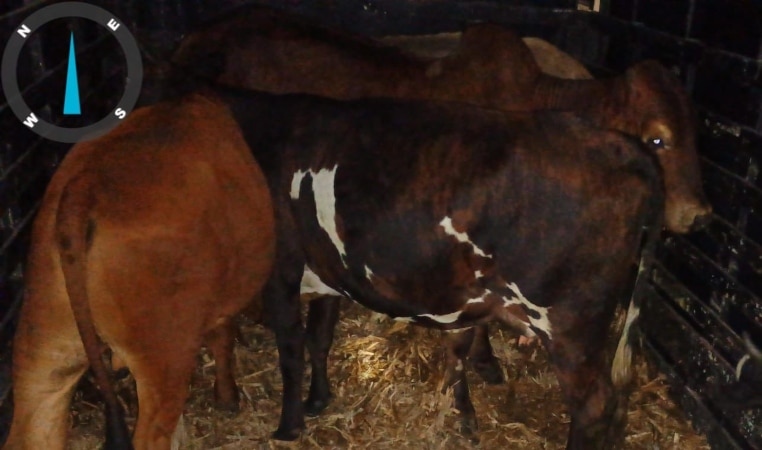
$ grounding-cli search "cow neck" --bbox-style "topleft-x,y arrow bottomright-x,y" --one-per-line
532,74 -> 631,133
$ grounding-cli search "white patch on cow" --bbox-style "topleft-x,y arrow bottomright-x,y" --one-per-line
291,166 -> 348,265
365,265 -> 374,280
736,354 -> 751,381
418,310 -> 462,324
300,265 -> 343,297
455,359 -> 464,372
503,282 -> 552,339
439,216 -> 492,258
475,270 -> 484,278
290,170 -> 307,199
466,289 -> 491,304
310,165 -> 347,265
394,316 -> 415,323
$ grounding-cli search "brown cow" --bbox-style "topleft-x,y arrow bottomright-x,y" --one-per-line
172,9 -> 709,233
3,92 -> 275,450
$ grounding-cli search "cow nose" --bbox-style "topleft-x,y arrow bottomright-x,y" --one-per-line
689,210 -> 713,232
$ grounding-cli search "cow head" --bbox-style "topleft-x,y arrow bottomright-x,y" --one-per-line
625,61 -> 712,234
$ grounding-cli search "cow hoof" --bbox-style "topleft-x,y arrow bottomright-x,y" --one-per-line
459,414 -> 479,438
272,426 -> 302,441
472,358 -> 504,384
214,399 -> 240,414
304,395 -> 332,417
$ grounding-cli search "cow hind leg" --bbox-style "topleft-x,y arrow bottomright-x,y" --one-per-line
468,324 -> 504,384
304,295 -> 341,416
205,321 -> 240,412
129,347 -> 198,450
545,331 -> 627,450
4,307 -> 88,450
444,328 -> 478,435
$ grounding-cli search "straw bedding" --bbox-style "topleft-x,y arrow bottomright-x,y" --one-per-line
68,301 -> 709,449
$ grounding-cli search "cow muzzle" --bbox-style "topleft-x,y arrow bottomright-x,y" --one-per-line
689,208 -> 713,232
667,201 -> 712,234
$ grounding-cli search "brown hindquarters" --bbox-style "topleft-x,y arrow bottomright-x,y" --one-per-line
4,92 -> 274,450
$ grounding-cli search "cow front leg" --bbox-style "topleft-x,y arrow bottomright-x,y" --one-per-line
304,295 -> 341,416
468,323 -> 504,384
444,327 -> 478,434
545,332 -> 627,450
265,275 -> 306,441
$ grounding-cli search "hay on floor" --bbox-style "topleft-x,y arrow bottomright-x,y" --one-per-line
67,301 -> 710,449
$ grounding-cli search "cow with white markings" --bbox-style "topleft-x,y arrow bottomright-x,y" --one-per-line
220,88 -> 664,449
171,8 -> 711,410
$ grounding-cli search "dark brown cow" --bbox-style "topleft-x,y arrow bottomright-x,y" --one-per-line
3,92 -> 275,450
172,7 -> 709,233
356,33 -> 594,358
220,88 -> 664,448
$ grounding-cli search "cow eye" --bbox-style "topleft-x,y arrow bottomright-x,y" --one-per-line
647,137 -> 666,151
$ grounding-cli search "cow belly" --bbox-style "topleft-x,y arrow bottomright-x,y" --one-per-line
299,262 -> 541,339
291,166 -> 549,339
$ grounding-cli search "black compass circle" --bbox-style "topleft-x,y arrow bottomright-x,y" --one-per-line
1,2 -> 143,143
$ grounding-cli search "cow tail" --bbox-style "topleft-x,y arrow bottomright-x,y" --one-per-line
611,152 -> 665,389
610,259 -> 645,388
56,178 -> 133,450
